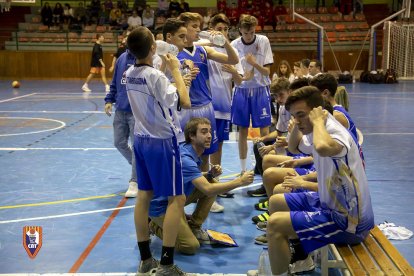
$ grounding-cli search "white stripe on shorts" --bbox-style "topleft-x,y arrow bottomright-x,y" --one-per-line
172,154 -> 176,195
296,221 -> 335,234
300,229 -> 343,241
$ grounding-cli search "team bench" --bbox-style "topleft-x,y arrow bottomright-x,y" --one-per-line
320,225 -> 414,275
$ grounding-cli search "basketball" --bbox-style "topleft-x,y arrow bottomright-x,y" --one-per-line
12,81 -> 20,88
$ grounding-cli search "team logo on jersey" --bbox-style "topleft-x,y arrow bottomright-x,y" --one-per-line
23,226 -> 42,258
199,53 -> 206,62
121,71 -> 127,85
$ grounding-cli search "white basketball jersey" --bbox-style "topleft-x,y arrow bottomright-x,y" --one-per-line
230,34 -> 273,88
126,64 -> 182,139
299,114 -> 374,234
208,46 -> 243,119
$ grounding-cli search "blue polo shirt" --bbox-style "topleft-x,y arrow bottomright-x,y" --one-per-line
149,143 -> 203,217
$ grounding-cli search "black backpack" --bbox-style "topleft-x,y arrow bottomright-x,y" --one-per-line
338,72 -> 353,84
384,68 -> 398,84
368,71 -> 385,84
360,71 -> 370,82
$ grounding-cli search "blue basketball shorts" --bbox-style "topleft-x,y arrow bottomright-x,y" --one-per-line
215,119 -> 230,142
134,135 -> 184,197
231,86 -> 272,128
285,192 -> 368,253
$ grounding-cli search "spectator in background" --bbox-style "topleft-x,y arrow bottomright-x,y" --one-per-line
157,0 -> 169,16
293,61 -> 303,79
168,0 -> 181,16
272,60 -> 295,82
98,3 -> 109,25
202,8 -> 214,30
89,0 -> 101,20
142,4 -> 155,29
180,0 -> 190,12
226,2 -> 239,26
300,58 -> 311,78
308,59 -> 322,79
109,4 -> 122,27
274,0 -> 287,26
263,1 -> 275,29
41,2 -> 53,27
104,0 -> 113,13
52,2 -> 64,25
63,3 -> 74,25
133,0 -> 146,16
128,9 -> 142,28
73,2 -> 87,25
153,14 -> 166,30
217,0 -> 226,13
116,0 -> 128,13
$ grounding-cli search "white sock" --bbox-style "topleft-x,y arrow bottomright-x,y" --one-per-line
240,158 -> 247,171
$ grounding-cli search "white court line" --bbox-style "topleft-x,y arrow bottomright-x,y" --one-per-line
0,93 -> 36,103
363,133 -> 414,135
350,95 -> 414,101
2,272 -> 245,276
0,205 -> 135,224
0,183 -> 261,224
0,110 -> 105,114
0,117 -> 66,137
233,182 -> 262,192
0,147 -> 116,151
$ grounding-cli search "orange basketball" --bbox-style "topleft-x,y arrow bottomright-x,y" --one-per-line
12,81 -> 20,88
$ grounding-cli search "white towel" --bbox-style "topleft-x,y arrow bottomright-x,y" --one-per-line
378,221 -> 413,240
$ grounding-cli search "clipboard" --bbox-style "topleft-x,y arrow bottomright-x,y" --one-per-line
206,229 -> 238,247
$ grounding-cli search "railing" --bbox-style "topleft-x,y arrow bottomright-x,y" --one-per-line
4,29 -> 123,51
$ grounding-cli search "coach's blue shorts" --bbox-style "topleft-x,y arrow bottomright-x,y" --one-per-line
134,135 -> 184,197
177,102 -> 218,155
215,119 -> 230,142
285,192 -> 369,253
231,86 -> 271,128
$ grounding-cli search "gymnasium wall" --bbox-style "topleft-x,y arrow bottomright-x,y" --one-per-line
0,49 -> 369,79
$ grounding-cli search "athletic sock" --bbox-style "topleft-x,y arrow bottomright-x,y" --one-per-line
137,240 -> 152,261
160,246 -> 175,266
240,158 -> 247,172
290,239 -> 308,261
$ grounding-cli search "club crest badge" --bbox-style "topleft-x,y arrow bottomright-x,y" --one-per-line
23,226 -> 42,258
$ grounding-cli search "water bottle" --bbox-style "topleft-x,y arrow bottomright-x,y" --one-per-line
155,40 -> 179,56
256,141 -> 265,149
181,64 -> 191,76
198,31 -> 226,46
258,247 -> 272,276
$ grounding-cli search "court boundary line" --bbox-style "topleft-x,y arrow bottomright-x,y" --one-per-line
0,117 -> 66,137
0,183 -> 262,224
0,93 -> 37,103
69,197 -> 128,273
0,111 -> 105,114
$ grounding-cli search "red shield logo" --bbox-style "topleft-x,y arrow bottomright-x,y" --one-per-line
23,226 -> 42,258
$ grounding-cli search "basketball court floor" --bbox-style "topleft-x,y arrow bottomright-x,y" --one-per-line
0,80 -> 413,275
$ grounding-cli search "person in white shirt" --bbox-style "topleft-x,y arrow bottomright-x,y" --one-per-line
230,14 -> 274,174
125,26 -> 191,276
254,86 -> 374,276
127,9 -> 142,28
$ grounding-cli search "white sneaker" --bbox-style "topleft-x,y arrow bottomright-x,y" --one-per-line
210,201 -> 224,213
82,84 -> 91,92
246,270 -> 258,276
125,181 -> 138,198
289,254 -> 315,274
105,84 -> 110,92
